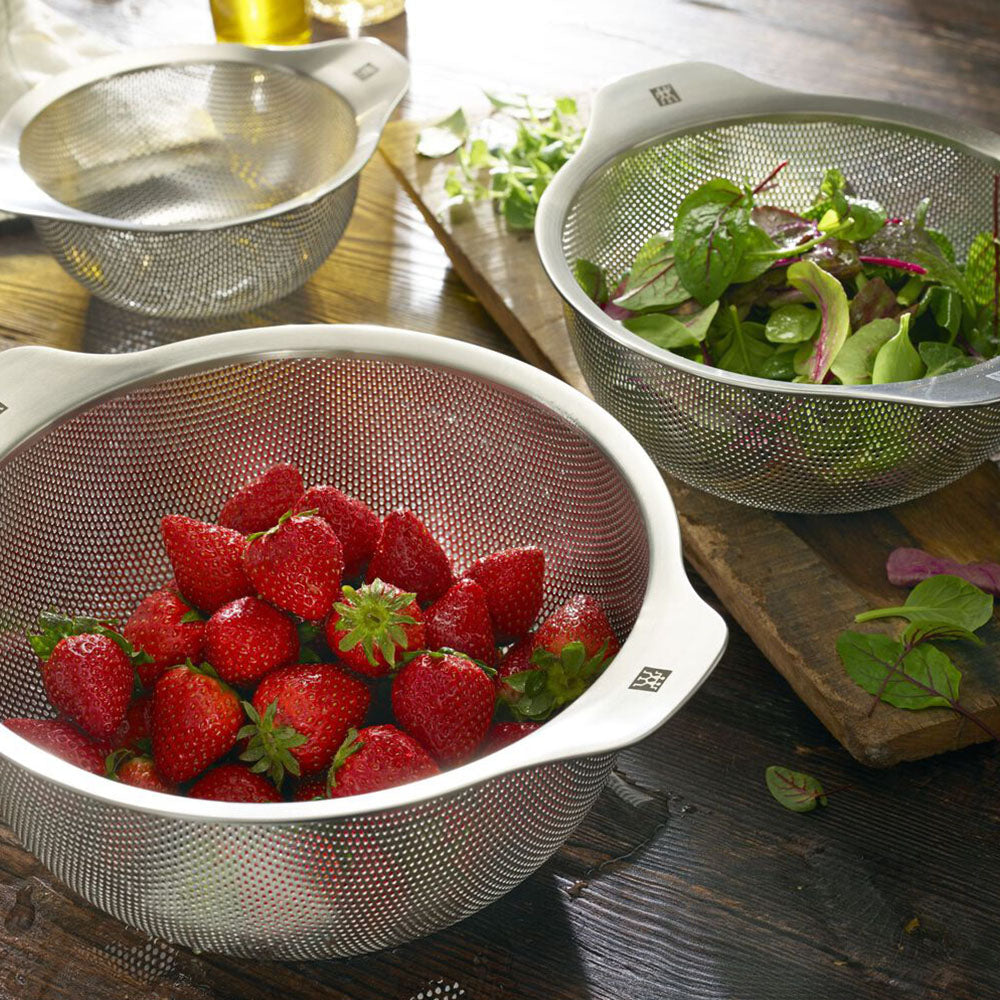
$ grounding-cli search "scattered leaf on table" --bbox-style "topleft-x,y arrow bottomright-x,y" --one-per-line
855,573 -> 994,631
416,108 -> 469,158
765,766 -> 827,812
887,548 -> 1000,596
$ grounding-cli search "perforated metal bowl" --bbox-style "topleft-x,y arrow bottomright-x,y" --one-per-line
0,326 -> 726,959
0,40 -> 408,318
536,63 -> 1000,514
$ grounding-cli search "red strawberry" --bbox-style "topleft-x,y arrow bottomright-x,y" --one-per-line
391,652 -> 494,765
110,692 -> 154,754
483,721 -> 540,753
243,512 -> 344,621
365,510 -> 454,605
325,580 -> 425,678
108,751 -> 177,794
242,662 -> 370,780
464,547 -> 544,642
204,596 -> 298,686
123,585 -> 206,688
217,463 -> 304,535
424,579 -> 495,665
151,662 -> 243,783
161,515 -> 253,614
292,776 -> 326,801
189,764 -> 282,803
295,485 -> 381,579
4,718 -> 105,774
497,595 -> 619,722
324,725 -> 439,798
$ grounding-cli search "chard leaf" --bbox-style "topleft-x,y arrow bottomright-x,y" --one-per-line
918,341 -> 977,377
849,277 -> 898,328
887,547 -> 1000,596
854,573 -> 994,631
673,178 -> 752,306
830,318 -> 898,385
731,224 -> 778,283
903,621 -> 984,647
862,222 -> 970,300
872,314 -> 924,384
764,766 -> 827,813
765,304 -> 820,344
837,631 -> 961,711
750,205 -> 816,249
417,109 -> 469,158
573,258 -> 609,305
612,235 -> 688,312
623,301 -> 719,350
786,259 -> 851,383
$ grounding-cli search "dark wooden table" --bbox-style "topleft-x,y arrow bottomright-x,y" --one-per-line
1,2 -> 999,998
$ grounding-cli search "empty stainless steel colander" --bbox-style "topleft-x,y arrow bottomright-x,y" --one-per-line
0,326 -> 727,959
0,40 -> 408,318
536,62 -> 1000,513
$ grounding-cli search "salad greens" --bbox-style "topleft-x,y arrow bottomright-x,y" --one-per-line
575,165 -> 1000,385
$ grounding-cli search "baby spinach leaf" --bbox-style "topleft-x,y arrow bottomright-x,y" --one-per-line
484,92 -> 556,119
758,345 -> 798,381
918,341 -> 977,377
925,285 -> 963,336
612,235 -> 689,312
731,224 -> 778,283
765,766 -> 827,813
765,303 -> 820,343
830,318 -> 898,385
903,621 -> 984,647
786,259 -> 851,383
751,205 -> 816,249
895,275 -> 924,307
854,573 -> 994,631
716,309 -> 773,376
417,108 -> 469,158
624,302 -> 719,350
872,314 -> 924,384
573,258 -> 609,305
837,198 -> 888,242
837,631 -> 961,711
673,178 -> 752,306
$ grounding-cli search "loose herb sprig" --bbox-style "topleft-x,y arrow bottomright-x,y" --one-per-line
765,766 -> 853,813
416,93 -> 584,231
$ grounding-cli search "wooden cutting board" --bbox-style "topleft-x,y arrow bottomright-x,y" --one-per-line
379,119 -> 1000,768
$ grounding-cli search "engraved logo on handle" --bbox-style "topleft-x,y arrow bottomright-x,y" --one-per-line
650,84 -> 681,107
0,402 -> 7,415
354,62 -> 379,81
629,667 -> 672,692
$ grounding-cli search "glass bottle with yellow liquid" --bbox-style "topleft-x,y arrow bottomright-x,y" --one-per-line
309,0 -> 405,29
210,0 -> 312,45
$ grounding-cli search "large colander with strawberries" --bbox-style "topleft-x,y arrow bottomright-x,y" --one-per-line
535,62 -> 1000,513
0,325 -> 726,960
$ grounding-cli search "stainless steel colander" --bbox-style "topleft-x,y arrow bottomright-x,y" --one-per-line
536,63 -> 1000,514
0,326 -> 726,959
0,40 -> 408,318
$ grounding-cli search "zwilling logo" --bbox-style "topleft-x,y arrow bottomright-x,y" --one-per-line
353,62 -> 379,81
0,402 -> 7,415
650,84 -> 681,107
629,667 -> 672,692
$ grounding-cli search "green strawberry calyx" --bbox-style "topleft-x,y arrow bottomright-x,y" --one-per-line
246,507 -> 319,544
105,748 -> 135,780
503,640 -> 614,722
238,699 -> 308,787
28,610 -> 154,671
333,579 -> 419,670
325,727 -> 365,796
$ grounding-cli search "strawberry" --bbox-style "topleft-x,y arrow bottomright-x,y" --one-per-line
391,652 -> 494,765
325,580 -> 425,678
151,661 -> 243,783
295,485 -> 380,579
123,585 -> 206,688
497,595 -> 619,722
483,721 -> 540,753
241,662 -> 370,781
323,725 -> 439,798
464,547 -> 544,642
217,463 -> 304,535
204,596 -> 298,686
243,511 -> 344,621
189,764 -> 282,803
4,718 -> 106,774
110,692 -> 154,754
161,515 -> 253,614
424,579 -> 495,665
107,750 -> 177,794
365,510 -> 454,605
292,776 -> 326,801
28,614 -> 138,740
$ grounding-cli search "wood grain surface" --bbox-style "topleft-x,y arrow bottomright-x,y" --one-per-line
1,1 -> 999,998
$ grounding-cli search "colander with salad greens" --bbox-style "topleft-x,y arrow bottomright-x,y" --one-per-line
573,164 -> 1000,386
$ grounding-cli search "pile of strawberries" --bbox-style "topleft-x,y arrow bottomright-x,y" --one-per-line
4,464 -> 620,803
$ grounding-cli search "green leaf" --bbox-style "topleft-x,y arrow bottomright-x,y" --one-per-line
484,91 -> 556,119
179,609 -> 203,624
871,314 -> 924,384
918,341 -> 978,378
830,318 -> 898,385
837,631 -> 961,710
786,259 -> 851,383
730,224 -> 777,284
925,285 -> 963,337
502,181 -> 537,230
612,235 -> 689,312
673,178 -> 752,306
965,232 -> 1000,308
764,766 -> 827,813
838,197 -> 887,241
855,573 -> 993,631
925,228 -> 956,264
764,304 -> 820,344
624,301 -> 719,350
416,108 -> 469,158
903,621 -> 985,647
715,307 -> 773,377
573,258 -> 609,305
757,345 -> 799,381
